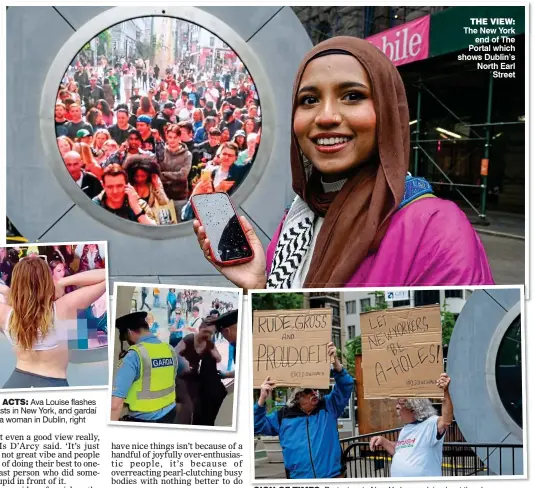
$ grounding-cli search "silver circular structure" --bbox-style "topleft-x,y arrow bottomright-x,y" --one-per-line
7,6 -> 312,284
447,288 -> 523,475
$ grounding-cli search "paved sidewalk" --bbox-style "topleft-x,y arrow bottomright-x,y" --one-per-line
460,207 -> 525,240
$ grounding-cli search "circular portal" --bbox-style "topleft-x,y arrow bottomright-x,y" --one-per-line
54,16 -> 263,229
7,6 -> 312,281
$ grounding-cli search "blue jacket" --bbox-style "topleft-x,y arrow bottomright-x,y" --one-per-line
254,368 -> 354,479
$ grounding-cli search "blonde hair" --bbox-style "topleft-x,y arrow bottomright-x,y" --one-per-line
73,142 -> 96,168
8,258 -> 55,350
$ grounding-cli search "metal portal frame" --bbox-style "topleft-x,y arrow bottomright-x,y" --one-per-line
6,6 -> 312,284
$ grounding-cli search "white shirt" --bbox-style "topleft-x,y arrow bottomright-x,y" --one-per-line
205,87 -> 219,104
391,416 -> 445,477
290,178 -> 347,288
178,108 -> 192,122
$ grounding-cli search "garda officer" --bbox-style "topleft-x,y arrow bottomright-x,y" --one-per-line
214,309 -> 238,379
111,311 -> 180,423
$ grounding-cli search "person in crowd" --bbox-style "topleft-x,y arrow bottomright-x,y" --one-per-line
78,244 -> 105,272
55,103 -> 71,137
74,64 -> 89,88
136,115 -> 160,153
104,129 -> 155,168
236,132 -> 257,168
158,90 -> 171,106
63,151 -> 103,199
203,100 -> 217,119
192,108 -> 204,133
166,288 -> 178,326
169,308 -> 185,348
176,91 -> 190,112
191,142 -> 239,196
186,305 -> 202,335
75,129 -> 93,146
136,95 -> 156,118
195,127 -> 221,165
152,102 -> 176,140
127,156 -> 169,213
111,311 -> 180,423
214,310 -> 238,378
66,81 -> 81,103
73,142 -> 103,181
153,288 -> 161,308
86,108 -> 107,131
220,127 -> 231,143
193,36 -> 494,290
154,64 -> 160,80
102,139 -> 119,160
103,78 -> 115,109
108,108 -> 135,145
57,135 -> 75,158
178,121 -> 195,153
225,86 -> 244,109
254,342 -> 353,479
146,312 -> 160,337
194,115 -> 217,144
233,108 -> 243,122
0,249 -> 19,287
130,87 -> 142,113
92,129 -> 111,164
0,258 -> 106,388
370,374 -> 453,477
175,318 -> 221,424
92,164 -> 156,225
97,99 -> 114,127
157,124 -> 192,204
66,104 -> 93,140
140,287 -> 151,311
178,100 -> 195,122
243,117 -> 256,138
233,130 -> 247,152
122,67 -> 134,103
83,75 -> 105,112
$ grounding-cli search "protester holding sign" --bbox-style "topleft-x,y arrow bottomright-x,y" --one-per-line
370,373 -> 453,477
254,342 -> 354,479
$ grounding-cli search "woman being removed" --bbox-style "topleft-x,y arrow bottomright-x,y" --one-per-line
194,37 -> 494,289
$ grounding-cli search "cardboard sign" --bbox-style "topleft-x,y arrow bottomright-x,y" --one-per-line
252,308 -> 332,388
361,305 -> 443,399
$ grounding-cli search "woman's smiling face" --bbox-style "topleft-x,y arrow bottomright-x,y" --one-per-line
293,54 -> 377,180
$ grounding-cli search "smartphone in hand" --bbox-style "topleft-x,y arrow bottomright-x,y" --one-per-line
191,192 -> 254,266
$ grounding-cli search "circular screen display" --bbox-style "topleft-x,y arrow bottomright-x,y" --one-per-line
495,315 -> 522,428
55,16 -> 262,226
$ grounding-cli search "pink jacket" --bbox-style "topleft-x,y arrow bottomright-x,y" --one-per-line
266,198 -> 494,287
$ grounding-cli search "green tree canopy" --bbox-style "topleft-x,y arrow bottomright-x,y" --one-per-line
251,293 -> 303,311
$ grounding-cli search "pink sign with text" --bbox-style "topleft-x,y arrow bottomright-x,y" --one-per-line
366,15 -> 430,67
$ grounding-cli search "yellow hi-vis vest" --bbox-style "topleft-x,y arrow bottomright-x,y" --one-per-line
125,341 -> 177,412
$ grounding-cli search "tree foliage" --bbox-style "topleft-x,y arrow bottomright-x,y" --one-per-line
251,293 -> 304,311
441,299 -> 457,346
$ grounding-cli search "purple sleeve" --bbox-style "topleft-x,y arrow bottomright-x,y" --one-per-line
406,200 -> 495,285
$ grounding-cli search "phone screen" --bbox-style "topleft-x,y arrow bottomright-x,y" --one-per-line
192,193 -> 253,263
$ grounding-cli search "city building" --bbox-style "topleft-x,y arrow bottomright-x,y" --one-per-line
110,18 -> 147,61
305,292 -> 345,357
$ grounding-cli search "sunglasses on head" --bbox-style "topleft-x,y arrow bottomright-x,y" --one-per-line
301,388 -> 316,395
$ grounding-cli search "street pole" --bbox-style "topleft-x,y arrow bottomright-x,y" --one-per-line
479,73 -> 494,225
413,82 -> 422,177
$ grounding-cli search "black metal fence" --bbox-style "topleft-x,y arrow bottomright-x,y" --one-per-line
341,438 -> 523,477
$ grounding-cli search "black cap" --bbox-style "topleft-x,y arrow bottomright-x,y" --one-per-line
115,311 -> 147,342
213,310 -> 238,331
163,101 -> 176,110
